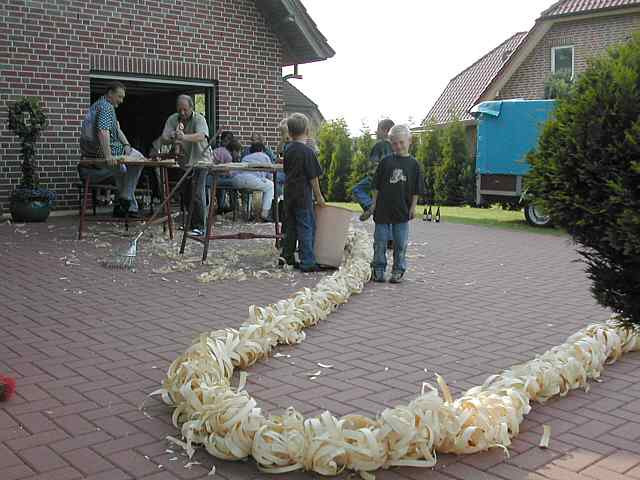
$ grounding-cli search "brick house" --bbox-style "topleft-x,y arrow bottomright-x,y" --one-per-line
0,0 -> 334,210
421,0 -> 640,170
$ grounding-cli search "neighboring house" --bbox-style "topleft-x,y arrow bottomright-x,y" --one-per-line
420,32 -> 528,157
420,0 -> 640,203
0,0 -> 334,210
283,80 -> 325,135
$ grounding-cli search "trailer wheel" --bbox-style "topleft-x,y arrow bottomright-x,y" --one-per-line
524,204 -> 552,227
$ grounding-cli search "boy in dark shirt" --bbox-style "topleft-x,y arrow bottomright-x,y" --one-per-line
353,119 -> 395,221
369,125 -> 423,284
281,113 -> 327,272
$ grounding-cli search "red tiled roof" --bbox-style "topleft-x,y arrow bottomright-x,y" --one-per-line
541,0 -> 640,18
422,32 -> 527,125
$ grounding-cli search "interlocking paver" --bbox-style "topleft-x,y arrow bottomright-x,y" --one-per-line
20,445 -> 69,472
1,217 -> 639,480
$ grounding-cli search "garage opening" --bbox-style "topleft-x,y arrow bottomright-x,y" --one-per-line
89,73 -> 217,157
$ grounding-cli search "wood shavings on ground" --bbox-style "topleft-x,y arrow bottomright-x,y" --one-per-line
539,425 -> 551,448
153,229 -> 640,479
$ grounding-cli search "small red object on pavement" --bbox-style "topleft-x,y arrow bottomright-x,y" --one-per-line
0,375 -> 16,401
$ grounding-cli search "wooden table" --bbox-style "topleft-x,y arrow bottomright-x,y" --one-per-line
180,163 -> 283,262
77,158 -> 180,240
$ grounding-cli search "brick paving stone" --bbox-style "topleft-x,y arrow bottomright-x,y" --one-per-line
489,463 -> 549,480
83,469 -> 132,480
61,448 -> 115,475
536,463 -> 587,480
592,451 -> 640,474
0,443 -> 24,469
629,465 -> 640,479
9,428 -> 70,451
551,448 -> 603,472
2,218 -> 640,479
14,411 -> 57,434
19,445 -> 69,472
582,465 -> 634,480
108,449 -> 161,477
4,464 -> 35,480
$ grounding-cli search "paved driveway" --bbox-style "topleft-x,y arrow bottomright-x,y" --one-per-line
1,217 -> 639,480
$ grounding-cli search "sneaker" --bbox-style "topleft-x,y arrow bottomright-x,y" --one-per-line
390,272 -> 404,284
359,208 -> 374,222
189,228 -> 204,237
112,198 -> 131,218
278,258 -> 299,269
300,264 -> 320,273
126,210 -> 142,219
372,271 -> 386,283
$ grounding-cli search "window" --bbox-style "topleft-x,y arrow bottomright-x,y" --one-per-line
552,46 -> 574,78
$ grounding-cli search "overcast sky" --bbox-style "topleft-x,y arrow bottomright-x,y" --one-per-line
284,0 -> 554,134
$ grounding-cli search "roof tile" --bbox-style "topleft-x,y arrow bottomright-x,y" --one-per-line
423,32 -> 527,125
541,0 -> 640,18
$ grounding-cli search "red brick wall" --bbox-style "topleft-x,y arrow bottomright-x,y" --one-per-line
498,12 -> 640,100
0,0 -> 284,210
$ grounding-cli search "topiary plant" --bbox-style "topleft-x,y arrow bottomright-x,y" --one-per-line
7,97 -> 54,202
526,35 -> 640,328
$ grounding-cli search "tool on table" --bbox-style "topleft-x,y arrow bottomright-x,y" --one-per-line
101,127 -> 223,270
174,122 -> 185,158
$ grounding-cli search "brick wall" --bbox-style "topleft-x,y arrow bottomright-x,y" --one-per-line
0,0 -> 284,210
498,12 -> 640,100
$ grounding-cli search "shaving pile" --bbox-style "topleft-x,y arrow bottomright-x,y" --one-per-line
153,229 -> 640,478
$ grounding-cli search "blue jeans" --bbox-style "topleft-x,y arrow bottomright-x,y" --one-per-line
295,207 -> 316,268
282,205 -> 316,268
372,222 -> 409,275
352,177 -> 372,211
77,165 -> 143,212
275,171 -> 286,198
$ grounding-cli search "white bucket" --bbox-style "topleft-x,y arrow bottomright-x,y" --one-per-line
314,205 -> 354,267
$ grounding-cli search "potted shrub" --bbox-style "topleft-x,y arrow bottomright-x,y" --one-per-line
7,97 -> 55,222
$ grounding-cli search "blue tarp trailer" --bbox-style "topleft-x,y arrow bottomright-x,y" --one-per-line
470,99 -> 557,226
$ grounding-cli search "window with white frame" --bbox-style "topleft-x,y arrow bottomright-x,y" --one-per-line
552,46 -> 575,78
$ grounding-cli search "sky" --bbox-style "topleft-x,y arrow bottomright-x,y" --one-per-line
284,0 -> 554,134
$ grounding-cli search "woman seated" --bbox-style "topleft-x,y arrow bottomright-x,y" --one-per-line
230,141 -> 274,222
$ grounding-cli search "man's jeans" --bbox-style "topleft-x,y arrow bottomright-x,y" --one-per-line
372,222 -> 409,275
275,171 -> 286,198
231,174 -> 274,217
77,148 -> 144,212
282,205 -> 316,268
352,176 -> 373,211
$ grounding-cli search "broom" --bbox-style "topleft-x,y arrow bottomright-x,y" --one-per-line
101,127 -> 222,270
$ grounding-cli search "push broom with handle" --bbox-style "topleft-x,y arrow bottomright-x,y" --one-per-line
101,127 -> 222,270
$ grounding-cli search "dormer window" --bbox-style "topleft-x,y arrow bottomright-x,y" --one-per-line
552,46 -> 575,78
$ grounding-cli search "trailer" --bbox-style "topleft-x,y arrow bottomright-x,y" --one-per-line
470,99 -> 557,227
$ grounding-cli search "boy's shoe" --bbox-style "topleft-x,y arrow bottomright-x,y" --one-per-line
112,198 -> 131,218
278,258 -> 300,269
300,264 -> 320,273
372,270 -> 386,283
189,228 -> 204,237
390,272 -> 404,284
359,208 -> 374,222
